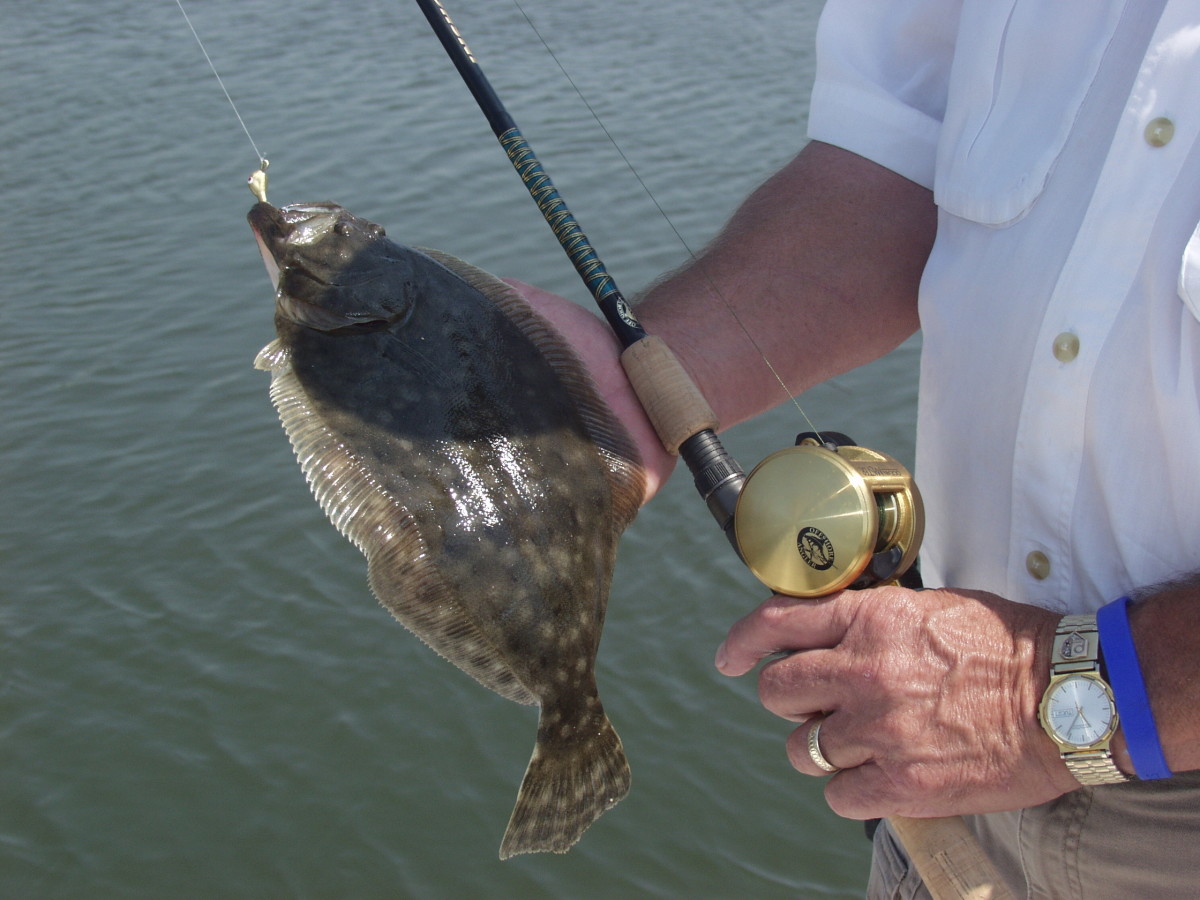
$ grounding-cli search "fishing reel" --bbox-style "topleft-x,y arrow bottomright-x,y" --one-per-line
624,334 -> 924,598
690,431 -> 924,598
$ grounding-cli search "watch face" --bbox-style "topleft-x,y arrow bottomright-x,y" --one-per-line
1044,674 -> 1117,748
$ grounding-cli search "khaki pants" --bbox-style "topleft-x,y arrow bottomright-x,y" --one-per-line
867,771 -> 1200,899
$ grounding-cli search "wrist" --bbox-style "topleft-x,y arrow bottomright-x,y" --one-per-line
1109,727 -> 1134,776
1097,595 -> 1172,780
1029,615 -> 1083,789
1037,613 -> 1132,786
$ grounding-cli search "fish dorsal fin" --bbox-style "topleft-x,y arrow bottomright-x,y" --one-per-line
418,248 -> 645,534
263,358 -> 538,707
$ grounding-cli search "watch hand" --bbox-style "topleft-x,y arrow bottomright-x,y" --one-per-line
1077,707 -> 1094,732
1066,708 -> 1084,738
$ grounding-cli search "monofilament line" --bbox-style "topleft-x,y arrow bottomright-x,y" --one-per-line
174,0 -> 267,168
510,0 -> 822,439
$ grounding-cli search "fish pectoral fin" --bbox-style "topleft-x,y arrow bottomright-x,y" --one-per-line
498,695 -> 630,859
366,540 -> 538,707
254,338 -> 291,372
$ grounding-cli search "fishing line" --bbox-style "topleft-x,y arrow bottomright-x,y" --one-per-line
510,0 -> 823,439
173,0 -> 270,197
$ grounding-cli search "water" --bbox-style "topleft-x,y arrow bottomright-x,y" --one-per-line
1,1 -> 920,896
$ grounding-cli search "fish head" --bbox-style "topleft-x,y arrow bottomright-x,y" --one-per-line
248,201 -> 415,332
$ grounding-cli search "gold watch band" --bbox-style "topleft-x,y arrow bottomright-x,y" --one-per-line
1047,614 -> 1132,786
1066,750 -> 1131,786
1050,614 -> 1100,672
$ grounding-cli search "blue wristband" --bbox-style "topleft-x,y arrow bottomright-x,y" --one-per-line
1096,596 -> 1172,780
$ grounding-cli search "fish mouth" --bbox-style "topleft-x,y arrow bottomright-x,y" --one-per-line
247,200 -> 344,284
248,201 -> 289,288
248,201 -> 408,333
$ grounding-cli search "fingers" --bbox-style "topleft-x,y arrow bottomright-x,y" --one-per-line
714,590 -> 867,728
793,715 -> 838,774
503,278 -> 677,504
756,647 -> 845,721
714,584 -> 1075,817
715,590 -> 860,676
787,715 -> 933,819
714,587 -> 899,786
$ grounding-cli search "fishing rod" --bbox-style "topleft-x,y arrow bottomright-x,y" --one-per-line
415,6 -> 1012,896
415,0 -> 745,551
415,0 -> 922,600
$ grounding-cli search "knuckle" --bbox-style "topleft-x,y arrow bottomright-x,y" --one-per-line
757,595 -> 797,628
757,658 -> 801,713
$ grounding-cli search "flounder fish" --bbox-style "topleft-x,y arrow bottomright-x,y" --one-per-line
248,201 -> 644,858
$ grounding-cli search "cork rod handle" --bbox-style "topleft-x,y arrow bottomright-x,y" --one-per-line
619,335 -> 718,454
888,815 -> 1015,900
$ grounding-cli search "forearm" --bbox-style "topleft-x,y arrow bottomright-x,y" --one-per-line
636,140 -> 936,429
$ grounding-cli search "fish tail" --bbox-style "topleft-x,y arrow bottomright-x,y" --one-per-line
499,699 -> 630,859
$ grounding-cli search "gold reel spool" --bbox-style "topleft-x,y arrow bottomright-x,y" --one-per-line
733,439 -> 924,597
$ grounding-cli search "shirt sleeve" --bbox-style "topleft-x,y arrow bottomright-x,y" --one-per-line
807,0 -> 962,189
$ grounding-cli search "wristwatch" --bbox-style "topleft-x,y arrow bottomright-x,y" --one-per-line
1038,614 -> 1132,786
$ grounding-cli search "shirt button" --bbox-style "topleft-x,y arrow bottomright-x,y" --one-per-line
1145,116 -> 1175,147
1052,332 -> 1080,363
1026,551 -> 1051,580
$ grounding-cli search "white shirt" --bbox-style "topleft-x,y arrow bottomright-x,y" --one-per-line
808,1 -> 1200,613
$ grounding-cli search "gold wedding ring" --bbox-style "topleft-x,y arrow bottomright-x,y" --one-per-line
807,717 -> 840,773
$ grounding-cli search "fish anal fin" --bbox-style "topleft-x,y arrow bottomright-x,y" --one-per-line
498,692 -> 631,859
267,363 -> 536,707
366,530 -> 537,707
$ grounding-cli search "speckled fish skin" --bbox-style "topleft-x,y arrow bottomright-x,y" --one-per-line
247,201 -> 644,858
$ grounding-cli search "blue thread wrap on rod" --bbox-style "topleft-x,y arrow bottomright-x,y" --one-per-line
416,0 -> 645,347
499,128 -> 619,305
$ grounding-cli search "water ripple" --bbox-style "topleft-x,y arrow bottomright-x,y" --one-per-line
3,2 -> 888,897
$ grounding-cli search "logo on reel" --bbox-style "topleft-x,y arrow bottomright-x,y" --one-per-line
797,526 -> 835,571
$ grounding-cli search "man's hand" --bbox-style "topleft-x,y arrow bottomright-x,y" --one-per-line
715,585 -> 1080,819
505,278 -> 677,505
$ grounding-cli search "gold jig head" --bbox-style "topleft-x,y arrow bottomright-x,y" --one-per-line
248,158 -> 269,203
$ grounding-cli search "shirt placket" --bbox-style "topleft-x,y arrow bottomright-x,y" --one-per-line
1006,5 -> 1196,609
